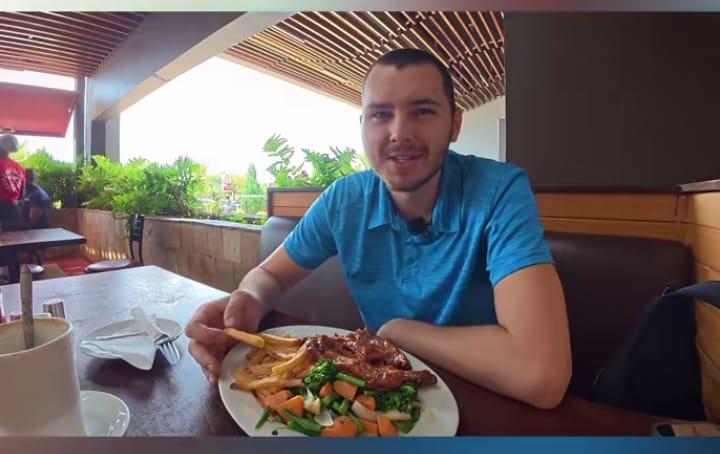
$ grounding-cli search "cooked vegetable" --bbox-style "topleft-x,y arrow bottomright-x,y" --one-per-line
360,419 -> 379,436
375,382 -> 418,414
336,371 -> 366,388
302,359 -> 337,392
263,390 -> 293,410
320,393 -> 338,408
255,405 -> 271,429
331,398 -> 350,415
355,394 -> 376,411
275,395 -> 305,422
283,409 -> 323,435
320,415 -> 359,437
346,411 -> 365,434
318,382 -> 334,397
351,400 -> 381,422
377,414 -> 398,437
333,380 -> 358,401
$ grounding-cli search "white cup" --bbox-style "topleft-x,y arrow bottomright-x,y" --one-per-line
0,317 -> 87,436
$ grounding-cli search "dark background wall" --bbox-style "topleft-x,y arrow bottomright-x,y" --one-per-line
504,12 -> 720,186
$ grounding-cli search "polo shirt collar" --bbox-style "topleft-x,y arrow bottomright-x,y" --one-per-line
367,151 -> 463,233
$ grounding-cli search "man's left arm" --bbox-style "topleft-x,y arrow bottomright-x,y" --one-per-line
378,169 -> 572,409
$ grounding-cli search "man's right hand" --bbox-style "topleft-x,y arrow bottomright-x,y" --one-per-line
185,289 -> 264,385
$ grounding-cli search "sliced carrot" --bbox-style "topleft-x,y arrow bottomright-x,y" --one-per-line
321,415 -> 359,437
319,382 -> 334,398
262,390 -> 293,410
377,415 -> 398,437
274,394 -> 304,422
360,419 -> 379,436
333,380 -> 358,401
355,394 -> 376,411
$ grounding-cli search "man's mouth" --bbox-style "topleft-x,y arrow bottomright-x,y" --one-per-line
387,152 -> 423,164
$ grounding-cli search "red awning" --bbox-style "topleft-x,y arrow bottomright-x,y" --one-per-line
0,82 -> 78,137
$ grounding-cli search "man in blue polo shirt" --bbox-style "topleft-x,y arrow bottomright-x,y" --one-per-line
187,49 -> 572,409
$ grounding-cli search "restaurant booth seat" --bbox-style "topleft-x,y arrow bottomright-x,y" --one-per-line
258,216 -> 692,399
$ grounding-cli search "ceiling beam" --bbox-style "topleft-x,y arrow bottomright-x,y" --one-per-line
88,11 -> 293,121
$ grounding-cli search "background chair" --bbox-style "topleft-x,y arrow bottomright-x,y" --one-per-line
84,214 -> 145,273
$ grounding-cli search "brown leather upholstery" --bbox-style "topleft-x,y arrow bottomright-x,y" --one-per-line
544,231 -> 691,395
259,217 -> 362,330
259,217 -> 692,397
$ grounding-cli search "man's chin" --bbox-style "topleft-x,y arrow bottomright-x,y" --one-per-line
384,178 -> 427,193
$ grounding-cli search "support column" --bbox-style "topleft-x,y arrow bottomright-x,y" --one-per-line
73,76 -> 86,166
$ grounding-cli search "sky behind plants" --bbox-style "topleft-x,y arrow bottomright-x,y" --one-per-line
4,56 -> 364,184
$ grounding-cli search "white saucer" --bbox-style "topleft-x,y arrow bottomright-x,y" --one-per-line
80,390 -> 130,437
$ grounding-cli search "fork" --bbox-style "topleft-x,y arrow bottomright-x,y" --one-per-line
130,307 -> 181,365
152,329 -> 181,365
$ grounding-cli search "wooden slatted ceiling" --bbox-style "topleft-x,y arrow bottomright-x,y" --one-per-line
0,12 -> 148,78
225,11 -> 505,111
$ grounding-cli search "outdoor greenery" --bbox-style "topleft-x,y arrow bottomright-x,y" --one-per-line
13,133 -> 367,224
262,134 -> 369,188
14,145 -> 80,209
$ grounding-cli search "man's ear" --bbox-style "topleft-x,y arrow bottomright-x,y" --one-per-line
449,109 -> 463,142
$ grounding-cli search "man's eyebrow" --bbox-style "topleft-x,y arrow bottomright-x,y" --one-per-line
409,98 -> 442,107
364,99 -> 442,110
365,102 -> 392,110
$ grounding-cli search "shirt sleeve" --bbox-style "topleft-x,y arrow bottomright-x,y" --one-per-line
282,184 -> 339,270
484,166 -> 554,286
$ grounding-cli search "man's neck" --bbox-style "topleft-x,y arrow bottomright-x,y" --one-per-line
390,170 -> 442,221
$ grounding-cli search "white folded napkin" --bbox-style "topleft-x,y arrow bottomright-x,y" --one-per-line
80,308 -> 159,370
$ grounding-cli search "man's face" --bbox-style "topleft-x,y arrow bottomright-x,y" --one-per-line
360,63 -> 462,192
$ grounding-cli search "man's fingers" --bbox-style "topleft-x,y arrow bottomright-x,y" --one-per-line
188,340 -> 221,382
224,289 -> 262,330
185,322 -> 230,345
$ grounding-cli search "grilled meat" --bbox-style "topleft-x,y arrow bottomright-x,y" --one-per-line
304,329 -> 438,391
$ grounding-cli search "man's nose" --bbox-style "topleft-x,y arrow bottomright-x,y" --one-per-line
389,114 -> 414,143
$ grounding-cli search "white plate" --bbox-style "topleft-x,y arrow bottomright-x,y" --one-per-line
80,390 -> 130,437
218,325 -> 460,437
80,318 -> 182,360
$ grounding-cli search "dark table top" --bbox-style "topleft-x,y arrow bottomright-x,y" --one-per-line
0,227 -> 86,250
1,265 -> 669,437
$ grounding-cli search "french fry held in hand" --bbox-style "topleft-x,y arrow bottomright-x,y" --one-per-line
224,328 -> 265,348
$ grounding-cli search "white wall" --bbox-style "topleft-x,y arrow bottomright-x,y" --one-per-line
451,96 -> 506,161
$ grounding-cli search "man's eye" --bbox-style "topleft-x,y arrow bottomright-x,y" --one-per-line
415,108 -> 435,116
370,111 -> 391,120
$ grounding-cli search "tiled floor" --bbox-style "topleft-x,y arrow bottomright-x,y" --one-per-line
43,256 -> 91,276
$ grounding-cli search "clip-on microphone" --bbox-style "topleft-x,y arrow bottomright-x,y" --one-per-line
408,217 -> 431,237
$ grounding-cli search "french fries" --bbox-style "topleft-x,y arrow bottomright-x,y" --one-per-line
225,328 -> 265,348
228,328 -> 311,395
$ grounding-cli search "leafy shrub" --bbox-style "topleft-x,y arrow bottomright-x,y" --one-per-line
15,148 -> 81,208
263,134 -> 368,188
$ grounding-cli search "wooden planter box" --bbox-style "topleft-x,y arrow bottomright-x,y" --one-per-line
266,187 -> 325,218
48,208 -> 262,293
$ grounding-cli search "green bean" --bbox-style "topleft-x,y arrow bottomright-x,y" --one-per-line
282,410 -> 323,433
336,372 -> 366,388
255,406 -> 270,429
287,420 -> 321,436
321,393 -> 338,408
347,411 -> 365,434
338,398 -> 350,414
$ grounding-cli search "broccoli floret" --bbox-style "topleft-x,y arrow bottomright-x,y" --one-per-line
375,382 -> 418,414
302,359 -> 337,392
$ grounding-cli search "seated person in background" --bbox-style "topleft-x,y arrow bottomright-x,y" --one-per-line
22,168 -> 51,229
186,48 -> 572,409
